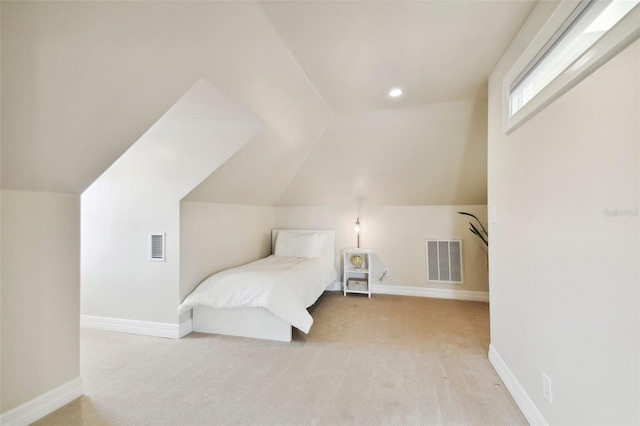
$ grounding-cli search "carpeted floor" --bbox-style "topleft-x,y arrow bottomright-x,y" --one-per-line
35,293 -> 526,425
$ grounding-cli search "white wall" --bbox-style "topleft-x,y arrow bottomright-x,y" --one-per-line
178,203 -> 488,301
82,81 -> 264,325
1,190 -> 81,413
488,9 -> 639,425
180,202 -> 274,300
274,205 -> 488,294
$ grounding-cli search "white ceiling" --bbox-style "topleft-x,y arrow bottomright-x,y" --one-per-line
275,98 -> 489,206
260,1 -> 535,113
1,1 -> 537,206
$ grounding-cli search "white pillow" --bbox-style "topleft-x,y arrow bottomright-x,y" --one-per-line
274,231 -> 325,259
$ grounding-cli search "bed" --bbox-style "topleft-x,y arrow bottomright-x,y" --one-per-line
179,229 -> 337,342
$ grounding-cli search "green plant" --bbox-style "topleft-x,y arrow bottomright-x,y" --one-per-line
457,212 -> 488,246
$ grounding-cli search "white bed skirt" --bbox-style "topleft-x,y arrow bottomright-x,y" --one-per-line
192,305 -> 292,342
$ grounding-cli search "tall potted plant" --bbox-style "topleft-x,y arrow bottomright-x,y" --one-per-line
457,212 -> 488,246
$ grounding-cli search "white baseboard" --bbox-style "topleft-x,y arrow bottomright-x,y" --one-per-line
488,344 -> 548,426
371,284 -> 489,302
0,377 -> 83,426
325,280 -> 342,291
81,315 -> 184,339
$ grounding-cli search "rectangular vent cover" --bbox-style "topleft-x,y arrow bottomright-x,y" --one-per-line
150,233 -> 165,262
426,239 -> 463,283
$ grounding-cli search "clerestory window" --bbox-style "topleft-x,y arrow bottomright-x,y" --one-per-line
505,0 -> 640,133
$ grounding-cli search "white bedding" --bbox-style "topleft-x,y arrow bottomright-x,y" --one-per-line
179,255 -> 336,333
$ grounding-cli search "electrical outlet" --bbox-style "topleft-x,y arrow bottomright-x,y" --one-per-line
542,373 -> 553,404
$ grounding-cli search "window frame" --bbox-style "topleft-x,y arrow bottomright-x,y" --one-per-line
503,0 -> 640,134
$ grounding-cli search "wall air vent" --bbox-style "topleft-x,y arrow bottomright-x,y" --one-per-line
150,233 -> 166,262
426,239 -> 463,283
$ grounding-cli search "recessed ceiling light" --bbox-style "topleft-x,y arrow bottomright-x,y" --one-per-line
389,88 -> 403,97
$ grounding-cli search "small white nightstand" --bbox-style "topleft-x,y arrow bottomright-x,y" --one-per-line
343,248 -> 372,298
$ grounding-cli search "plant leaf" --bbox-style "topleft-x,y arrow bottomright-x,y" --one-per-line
469,223 -> 488,246
458,211 -> 488,236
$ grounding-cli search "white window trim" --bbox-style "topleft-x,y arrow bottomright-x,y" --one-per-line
503,1 -> 640,134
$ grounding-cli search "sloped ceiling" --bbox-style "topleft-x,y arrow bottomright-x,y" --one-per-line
1,1 -> 332,196
276,98 -> 488,206
1,1 -> 536,206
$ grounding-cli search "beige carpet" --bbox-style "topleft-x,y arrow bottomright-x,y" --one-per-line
35,293 -> 526,425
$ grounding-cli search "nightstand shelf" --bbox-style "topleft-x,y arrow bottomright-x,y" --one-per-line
343,248 -> 372,298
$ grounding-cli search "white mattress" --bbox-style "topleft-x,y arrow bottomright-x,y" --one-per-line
179,255 -> 336,333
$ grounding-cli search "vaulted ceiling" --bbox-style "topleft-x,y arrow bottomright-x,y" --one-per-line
1,1 -> 536,206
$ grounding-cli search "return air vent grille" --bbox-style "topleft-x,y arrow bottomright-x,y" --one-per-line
150,233 -> 165,262
426,239 -> 463,283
